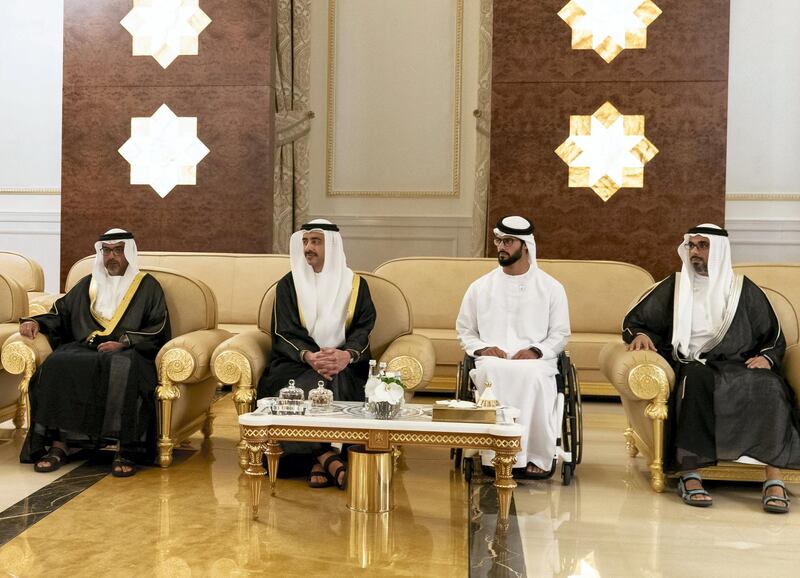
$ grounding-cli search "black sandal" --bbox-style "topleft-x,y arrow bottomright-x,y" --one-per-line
763,480 -> 790,514
34,447 -> 68,473
112,455 -> 137,478
322,453 -> 348,490
309,464 -> 333,488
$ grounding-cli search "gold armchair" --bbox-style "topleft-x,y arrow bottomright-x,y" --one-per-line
0,272 -> 30,428
0,266 -> 232,467
211,272 -> 436,467
600,284 -> 800,491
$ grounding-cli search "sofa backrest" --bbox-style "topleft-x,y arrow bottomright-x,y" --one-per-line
733,264 -> 800,314
65,265 -> 216,337
0,273 -> 28,323
0,251 -> 45,293
761,287 -> 799,347
373,257 -> 654,334
66,252 -> 290,325
257,272 -> 412,359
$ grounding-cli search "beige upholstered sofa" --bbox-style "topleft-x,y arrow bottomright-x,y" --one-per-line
0,273 -> 29,428
38,252 -> 291,334
211,272 -> 436,467
0,251 -> 48,315
599,264 -> 800,491
1,266 -> 231,467
373,257 -> 655,396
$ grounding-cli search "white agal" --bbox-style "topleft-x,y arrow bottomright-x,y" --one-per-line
120,0 -> 212,69
118,104 -> 210,198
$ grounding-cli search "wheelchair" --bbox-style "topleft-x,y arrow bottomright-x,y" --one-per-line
451,350 -> 583,485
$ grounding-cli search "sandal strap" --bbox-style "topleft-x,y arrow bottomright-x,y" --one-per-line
42,447 -> 67,464
322,453 -> 345,474
680,472 -> 702,483
763,479 -> 786,491
684,488 -> 711,498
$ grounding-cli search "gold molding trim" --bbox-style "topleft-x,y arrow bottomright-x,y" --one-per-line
471,0 -> 492,256
726,193 -> 800,202
325,0 -> 464,198
0,188 -> 60,195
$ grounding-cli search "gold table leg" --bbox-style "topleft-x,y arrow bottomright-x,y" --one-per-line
245,445 -> 265,520
491,451 -> 517,528
265,440 -> 282,495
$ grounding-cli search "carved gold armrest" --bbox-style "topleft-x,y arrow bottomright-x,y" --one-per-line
211,330 -> 271,415
379,333 -> 436,392
1,334 -> 52,429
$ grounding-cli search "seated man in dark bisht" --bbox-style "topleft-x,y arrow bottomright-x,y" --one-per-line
624,223 -> 800,513
258,218 -> 376,489
19,228 -> 170,477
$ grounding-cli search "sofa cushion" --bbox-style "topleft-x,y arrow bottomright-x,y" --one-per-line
0,274 -> 28,323
538,260 -> 654,334
0,251 -> 45,293
218,323 -> 258,334
413,327 -> 463,367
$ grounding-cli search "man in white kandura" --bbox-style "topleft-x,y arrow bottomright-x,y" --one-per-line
456,216 -> 571,477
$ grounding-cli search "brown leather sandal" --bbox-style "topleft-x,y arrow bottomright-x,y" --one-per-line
34,447 -> 69,473
308,464 -> 333,488
322,453 -> 348,490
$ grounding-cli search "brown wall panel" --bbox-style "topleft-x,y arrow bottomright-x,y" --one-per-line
489,0 -> 730,279
493,0 -> 730,83
61,0 -> 275,284
61,86 -> 273,270
490,82 -> 726,279
63,0 -> 272,87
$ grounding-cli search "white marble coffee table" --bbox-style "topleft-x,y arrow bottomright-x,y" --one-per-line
238,402 -> 522,523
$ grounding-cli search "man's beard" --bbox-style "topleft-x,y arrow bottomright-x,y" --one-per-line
498,245 -> 524,267
691,258 -> 708,276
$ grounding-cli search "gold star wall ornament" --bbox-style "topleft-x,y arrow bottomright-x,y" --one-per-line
121,0 -> 212,69
558,0 -> 662,63
118,104 -> 211,198
555,102 -> 659,202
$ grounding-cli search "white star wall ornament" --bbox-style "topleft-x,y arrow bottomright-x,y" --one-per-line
120,0 -> 212,69
555,102 -> 659,202
118,104 -> 210,198
558,0 -> 662,63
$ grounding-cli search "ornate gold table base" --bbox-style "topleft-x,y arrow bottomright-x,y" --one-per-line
240,424 -> 521,524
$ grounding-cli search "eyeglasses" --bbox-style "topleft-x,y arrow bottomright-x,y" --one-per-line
684,241 -> 710,251
101,247 -> 125,256
493,237 -> 518,248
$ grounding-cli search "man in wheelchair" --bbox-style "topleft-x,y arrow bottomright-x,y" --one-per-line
456,216 -> 571,477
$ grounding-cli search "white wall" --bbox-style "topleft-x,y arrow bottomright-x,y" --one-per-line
0,1 -> 62,291
726,0 -> 800,263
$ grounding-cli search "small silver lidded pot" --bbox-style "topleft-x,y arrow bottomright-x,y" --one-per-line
276,379 -> 306,415
308,380 -> 333,411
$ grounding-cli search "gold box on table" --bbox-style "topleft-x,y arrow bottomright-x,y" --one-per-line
431,406 -> 496,424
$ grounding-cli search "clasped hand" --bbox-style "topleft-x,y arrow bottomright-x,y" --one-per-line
305,348 -> 350,380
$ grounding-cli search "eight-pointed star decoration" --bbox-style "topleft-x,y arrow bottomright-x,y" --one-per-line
120,0 -> 212,69
558,0 -> 662,63
555,102 -> 659,202
118,104 -> 211,198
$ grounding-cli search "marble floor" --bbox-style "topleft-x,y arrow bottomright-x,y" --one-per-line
1,396 -> 799,577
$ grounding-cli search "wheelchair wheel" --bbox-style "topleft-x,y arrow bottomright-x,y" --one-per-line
464,457 -> 473,482
561,461 -> 573,486
572,364 -> 583,465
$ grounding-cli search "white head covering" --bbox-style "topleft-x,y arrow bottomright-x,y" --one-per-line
492,215 -> 538,269
671,223 -> 734,356
91,228 -> 140,320
289,219 -> 354,348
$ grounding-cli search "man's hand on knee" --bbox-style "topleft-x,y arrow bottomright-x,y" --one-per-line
19,320 -> 39,339
511,348 -> 540,360
627,333 -> 657,352
476,346 -> 507,358
745,355 -> 771,369
97,341 -> 127,353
